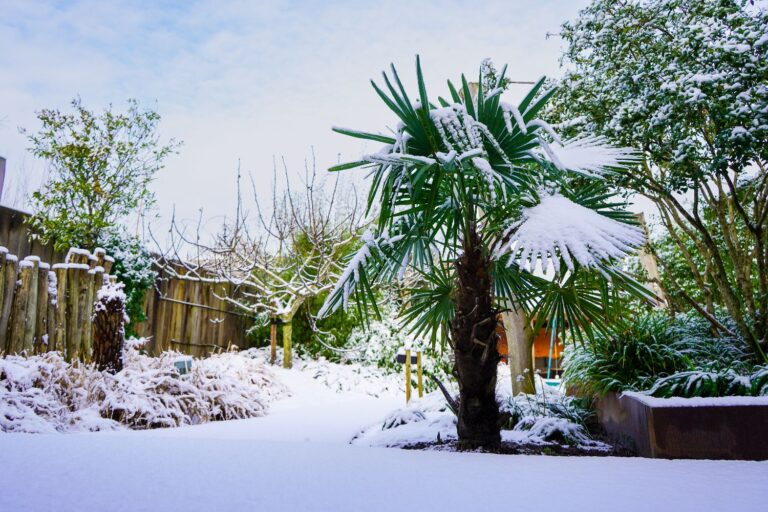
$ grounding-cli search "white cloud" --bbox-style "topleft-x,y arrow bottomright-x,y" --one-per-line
0,0 -> 589,241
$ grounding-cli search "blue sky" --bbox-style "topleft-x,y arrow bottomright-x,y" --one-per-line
0,0 -> 589,236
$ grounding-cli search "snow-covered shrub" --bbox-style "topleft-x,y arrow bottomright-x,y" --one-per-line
90,342 -> 287,428
647,366 -> 768,398
499,389 -> 593,431
253,345 -> 403,397
343,298 -> 452,391
0,341 -> 287,433
512,416 -> 593,446
352,370 -> 602,450
0,351 -> 118,433
351,391 -> 457,448
381,409 -> 426,430
563,311 -> 756,397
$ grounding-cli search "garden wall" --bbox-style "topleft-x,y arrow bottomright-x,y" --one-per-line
597,392 -> 768,460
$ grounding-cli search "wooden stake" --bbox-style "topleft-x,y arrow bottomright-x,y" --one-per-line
405,348 -> 412,404
417,351 -> 423,399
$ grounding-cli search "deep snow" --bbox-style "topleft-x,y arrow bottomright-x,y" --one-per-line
1,362 -> 767,512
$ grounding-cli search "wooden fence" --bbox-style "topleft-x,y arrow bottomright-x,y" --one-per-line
0,246 -> 115,360
134,267 -> 250,358
0,205 -> 65,264
0,205 -> 249,357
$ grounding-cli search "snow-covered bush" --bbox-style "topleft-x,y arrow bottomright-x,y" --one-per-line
512,416 -> 592,445
252,345 -> 403,397
563,311 -> 756,397
647,366 -> 768,398
352,368 -> 602,450
343,298 -> 452,391
0,341 -> 287,433
102,231 -> 157,336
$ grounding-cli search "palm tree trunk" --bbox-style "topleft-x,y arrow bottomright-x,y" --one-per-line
451,229 -> 500,448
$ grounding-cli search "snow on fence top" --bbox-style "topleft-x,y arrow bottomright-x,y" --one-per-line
0,246 -> 116,361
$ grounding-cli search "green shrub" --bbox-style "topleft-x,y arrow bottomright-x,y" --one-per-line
101,231 -> 156,337
563,310 -> 756,397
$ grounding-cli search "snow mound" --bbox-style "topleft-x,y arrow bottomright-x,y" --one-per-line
353,372 -> 609,451
250,347 -> 404,398
1,342 -> 287,433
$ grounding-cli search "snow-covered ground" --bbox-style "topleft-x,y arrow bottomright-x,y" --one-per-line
2,359 -> 767,512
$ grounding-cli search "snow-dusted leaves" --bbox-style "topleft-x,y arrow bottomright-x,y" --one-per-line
318,230 -> 403,317
495,194 -> 644,273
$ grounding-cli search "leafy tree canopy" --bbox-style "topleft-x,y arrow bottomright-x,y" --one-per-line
551,0 -> 768,361
24,98 -> 180,251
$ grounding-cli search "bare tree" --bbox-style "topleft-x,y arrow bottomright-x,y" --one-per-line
153,154 -> 368,367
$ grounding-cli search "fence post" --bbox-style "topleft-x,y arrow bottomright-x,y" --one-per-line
0,254 -> 18,352
8,259 -> 33,354
23,257 -> 40,354
46,270 -> 57,352
66,264 -> 82,361
34,262 -> 50,353
0,246 -> 6,352
53,264 -> 68,359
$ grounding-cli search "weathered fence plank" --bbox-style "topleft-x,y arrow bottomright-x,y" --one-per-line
0,252 -> 18,350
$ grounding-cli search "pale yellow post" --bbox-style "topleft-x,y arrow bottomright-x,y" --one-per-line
417,351 -> 423,398
405,349 -> 412,404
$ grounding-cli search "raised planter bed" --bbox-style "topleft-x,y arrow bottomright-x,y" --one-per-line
596,392 -> 768,460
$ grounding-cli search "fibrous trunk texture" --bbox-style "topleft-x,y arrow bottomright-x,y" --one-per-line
93,287 -> 127,373
451,230 -> 500,448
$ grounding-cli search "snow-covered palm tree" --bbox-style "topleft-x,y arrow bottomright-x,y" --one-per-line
320,58 -> 652,447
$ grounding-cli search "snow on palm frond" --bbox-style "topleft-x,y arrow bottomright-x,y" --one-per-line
318,229 -> 403,317
495,194 -> 644,273
543,135 -> 639,177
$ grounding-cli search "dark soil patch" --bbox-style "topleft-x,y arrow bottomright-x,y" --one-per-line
400,438 -> 636,457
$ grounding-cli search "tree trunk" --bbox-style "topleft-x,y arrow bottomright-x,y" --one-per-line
451,229 -> 500,448
93,283 -> 127,373
282,319 -> 293,369
501,309 -> 535,395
